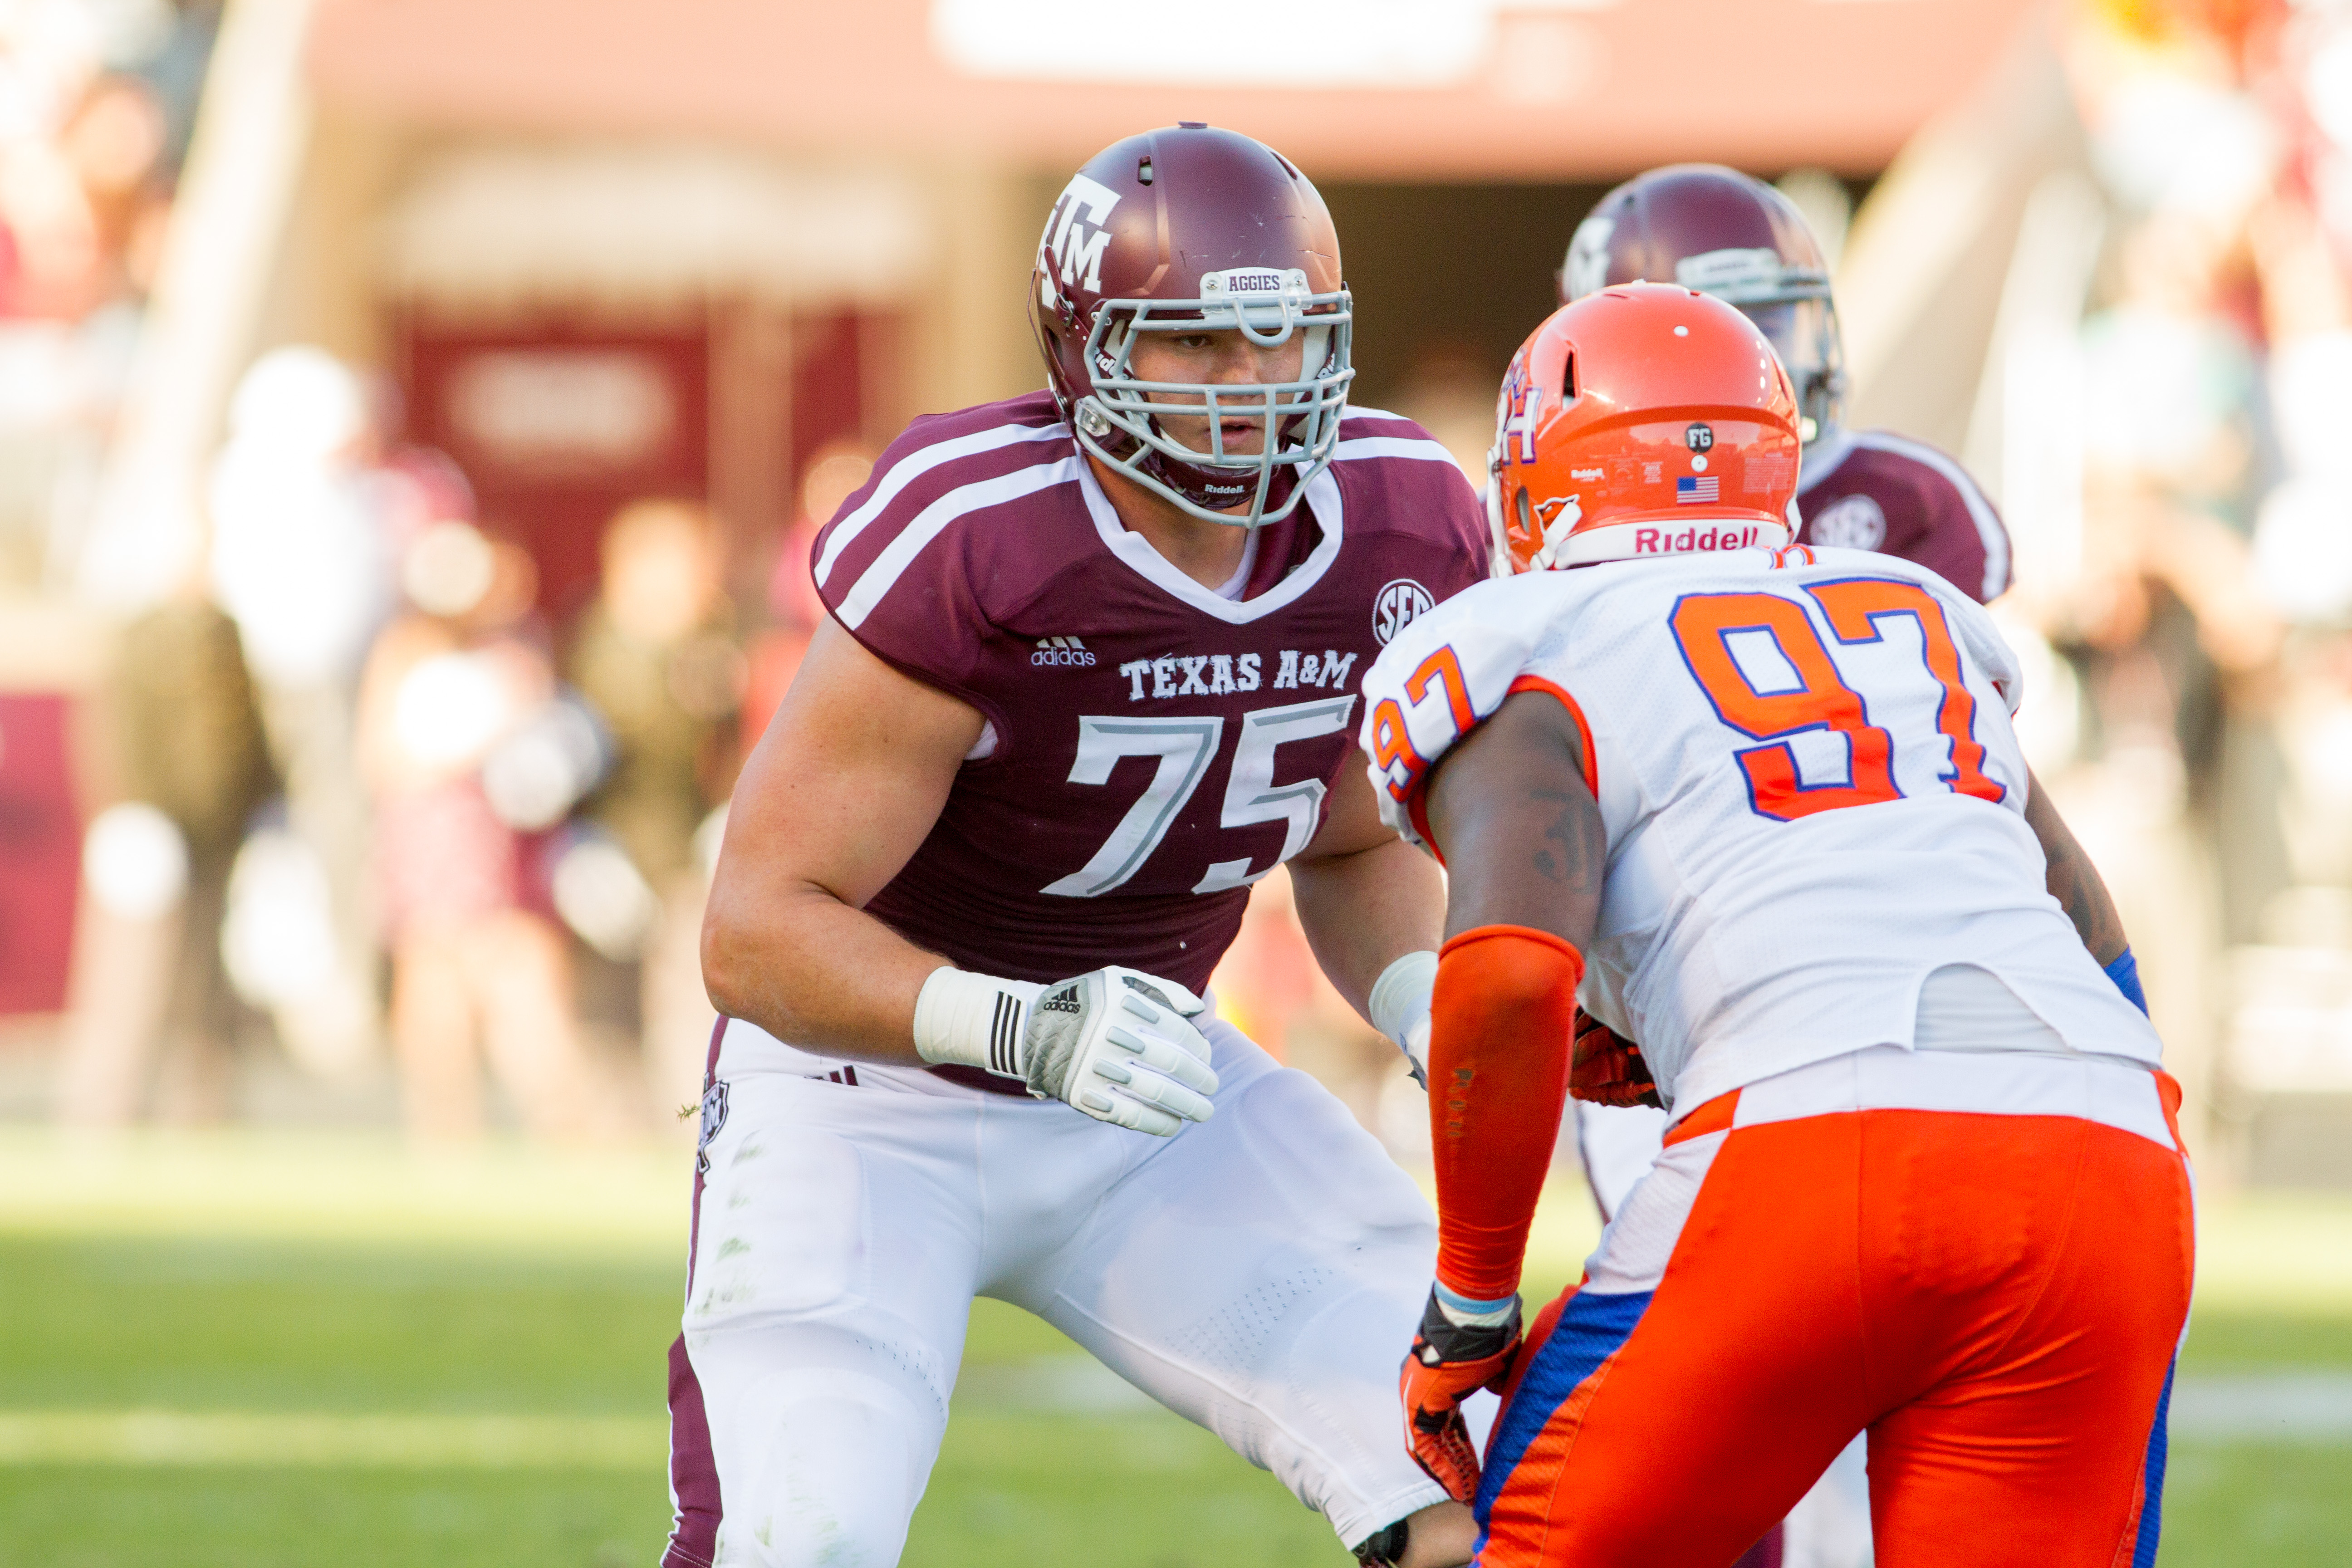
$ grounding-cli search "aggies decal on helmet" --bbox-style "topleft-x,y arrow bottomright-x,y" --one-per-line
1029,124 -> 1354,529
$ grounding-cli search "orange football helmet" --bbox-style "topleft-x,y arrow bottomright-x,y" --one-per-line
1490,282 -> 1802,575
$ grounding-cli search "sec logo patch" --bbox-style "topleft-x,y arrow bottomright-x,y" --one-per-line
1374,578 -> 1436,645
1809,494 -> 1887,552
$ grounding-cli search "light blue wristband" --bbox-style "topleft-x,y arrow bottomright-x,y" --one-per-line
1434,1281 -> 1519,1328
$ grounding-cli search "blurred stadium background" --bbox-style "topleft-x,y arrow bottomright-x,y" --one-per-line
2,0 -> 2351,1562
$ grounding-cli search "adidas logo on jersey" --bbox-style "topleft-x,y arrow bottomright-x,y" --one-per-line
1032,636 -> 1098,668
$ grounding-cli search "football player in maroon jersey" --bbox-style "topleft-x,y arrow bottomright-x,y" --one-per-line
660,125 -> 1487,1568
1554,164 -> 2019,1568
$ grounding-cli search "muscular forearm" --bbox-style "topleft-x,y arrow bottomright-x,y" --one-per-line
701,881 -> 948,1066
1290,835 -> 1446,1022
2022,769 -> 2128,967
1428,927 -> 1580,1302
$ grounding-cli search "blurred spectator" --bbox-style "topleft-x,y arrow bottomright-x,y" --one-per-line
205,346 -> 392,1075
566,498 -> 742,1116
740,442 -> 869,750
55,581 -> 274,1126
359,523 -> 615,1142
2034,0 -> 2332,1173
570,500 -> 738,891
0,1 -> 200,590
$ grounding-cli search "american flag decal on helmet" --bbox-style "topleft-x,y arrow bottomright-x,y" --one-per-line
1676,475 -> 1720,504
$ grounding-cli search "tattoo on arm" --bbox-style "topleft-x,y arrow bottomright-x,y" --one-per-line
1529,786 -> 1604,899
1426,692 -> 1607,949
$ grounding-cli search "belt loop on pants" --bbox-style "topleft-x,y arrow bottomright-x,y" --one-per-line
1663,1089 -> 1740,1147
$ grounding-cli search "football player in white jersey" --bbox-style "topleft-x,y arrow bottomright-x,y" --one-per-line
1364,286 -> 2187,1566
1553,163 -> 2021,1568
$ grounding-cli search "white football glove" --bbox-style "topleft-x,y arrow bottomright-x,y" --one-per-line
1370,949 -> 1438,1089
913,965 -> 1219,1136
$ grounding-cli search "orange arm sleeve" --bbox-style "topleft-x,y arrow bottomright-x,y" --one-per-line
1428,924 -> 1582,1304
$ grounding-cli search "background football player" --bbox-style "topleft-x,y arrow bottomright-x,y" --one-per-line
1372,284 -> 2186,1566
1559,164 -> 2009,610
662,124 -> 1486,1568
1551,163 -> 2019,1567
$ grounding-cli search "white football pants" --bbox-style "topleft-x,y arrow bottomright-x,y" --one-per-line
679,1014 -> 1452,1567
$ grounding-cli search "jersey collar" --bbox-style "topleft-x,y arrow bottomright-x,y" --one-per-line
1075,456 -> 1344,624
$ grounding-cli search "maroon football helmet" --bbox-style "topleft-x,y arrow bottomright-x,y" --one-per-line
1561,165 -> 1846,445
1031,124 -> 1353,527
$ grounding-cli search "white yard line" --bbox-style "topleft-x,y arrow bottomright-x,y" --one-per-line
2168,1373 -> 2352,1441
5,1369 -> 2335,1468
0,1412 -> 667,1468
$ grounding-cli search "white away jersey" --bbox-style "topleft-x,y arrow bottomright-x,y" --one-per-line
1357,542 -> 2160,1114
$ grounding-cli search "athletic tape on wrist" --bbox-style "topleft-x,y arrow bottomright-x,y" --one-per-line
913,968 -> 1044,1078
1433,1281 -> 1519,1329
1368,949 -> 1439,1052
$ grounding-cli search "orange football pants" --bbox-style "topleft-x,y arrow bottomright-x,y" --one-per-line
1475,1083 -> 2194,1568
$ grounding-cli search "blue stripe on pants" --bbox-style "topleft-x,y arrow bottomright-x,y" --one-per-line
1473,1290 -> 1652,1528
2132,1359 -> 2175,1568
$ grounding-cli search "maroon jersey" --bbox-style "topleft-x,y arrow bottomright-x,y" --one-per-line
1796,428 -> 2011,604
811,391 -> 1486,1004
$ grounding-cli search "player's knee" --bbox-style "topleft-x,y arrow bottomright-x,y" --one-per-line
714,1368 -> 936,1568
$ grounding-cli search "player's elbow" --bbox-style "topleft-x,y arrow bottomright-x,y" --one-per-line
697,881 -> 768,1024
1459,941 -> 1580,1020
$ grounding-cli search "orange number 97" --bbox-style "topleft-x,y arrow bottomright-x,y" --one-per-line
1669,592 -> 1899,821
1371,646 -> 1475,804
1671,581 -> 2006,823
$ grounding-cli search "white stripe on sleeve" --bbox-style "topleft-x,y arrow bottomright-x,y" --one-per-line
836,456 -> 1082,630
814,420 -> 1068,588
1332,435 -> 1460,466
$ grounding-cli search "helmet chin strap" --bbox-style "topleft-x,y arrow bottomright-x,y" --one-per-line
1073,404 -> 1306,529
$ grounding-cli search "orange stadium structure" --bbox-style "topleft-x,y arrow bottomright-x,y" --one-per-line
306,0 -> 2035,180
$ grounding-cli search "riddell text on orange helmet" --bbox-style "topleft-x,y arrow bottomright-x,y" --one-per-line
1492,283 -> 1801,575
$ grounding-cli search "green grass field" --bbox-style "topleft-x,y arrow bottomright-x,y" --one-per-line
0,1132 -> 2347,1566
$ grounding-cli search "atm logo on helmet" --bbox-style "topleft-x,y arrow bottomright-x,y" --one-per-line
1044,174 -> 1122,294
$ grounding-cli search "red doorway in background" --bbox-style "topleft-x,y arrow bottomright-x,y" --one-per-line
396,308 -> 898,620
398,321 -> 710,620
0,693 -> 80,1015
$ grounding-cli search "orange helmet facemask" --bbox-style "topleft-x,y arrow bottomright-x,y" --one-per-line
1489,283 -> 1803,576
